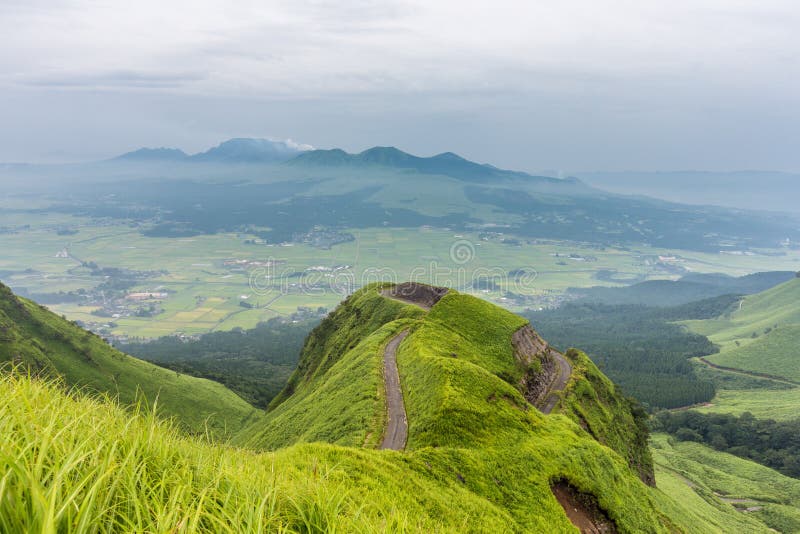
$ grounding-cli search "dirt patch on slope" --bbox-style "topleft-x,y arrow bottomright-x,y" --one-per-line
382,282 -> 449,310
512,325 -> 564,410
551,479 -> 618,534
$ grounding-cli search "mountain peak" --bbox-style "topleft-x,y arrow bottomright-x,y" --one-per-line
190,137 -> 312,163
358,146 -> 415,165
288,145 -> 580,186
114,147 -> 188,161
431,151 -> 466,161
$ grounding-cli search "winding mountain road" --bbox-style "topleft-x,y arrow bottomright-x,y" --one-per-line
380,330 -> 410,450
540,349 -> 572,414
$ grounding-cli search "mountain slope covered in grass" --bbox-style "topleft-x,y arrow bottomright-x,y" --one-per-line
236,283 -> 681,530
686,277 -> 800,380
0,282 -> 257,437
650,433 -> 800,533
674,277 -> 800,422
0,280 -> 770,531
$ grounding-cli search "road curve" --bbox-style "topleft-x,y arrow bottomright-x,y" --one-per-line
698,356 -> 799,386
380,330 -> 410,450
540,349 -> 572,414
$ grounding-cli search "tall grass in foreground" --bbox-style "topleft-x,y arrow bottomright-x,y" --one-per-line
0,372 -> 409,533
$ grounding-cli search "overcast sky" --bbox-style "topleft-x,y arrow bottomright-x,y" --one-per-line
1,0 -> 799,171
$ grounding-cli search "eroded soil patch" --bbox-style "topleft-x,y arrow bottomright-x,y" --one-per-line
551,479 -> 618,534
382,282 -> 449,310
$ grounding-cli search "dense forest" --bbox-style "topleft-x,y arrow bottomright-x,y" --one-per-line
655,410 -> 800,478
526,295 -> 740,409
120,318 -> 315,408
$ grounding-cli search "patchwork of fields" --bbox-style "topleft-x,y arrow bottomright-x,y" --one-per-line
2,210 -> 799,338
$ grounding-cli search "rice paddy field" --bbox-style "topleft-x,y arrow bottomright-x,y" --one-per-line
2,210 -> 799,339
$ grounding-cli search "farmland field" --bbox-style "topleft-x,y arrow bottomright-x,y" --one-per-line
2,209 -> 799,339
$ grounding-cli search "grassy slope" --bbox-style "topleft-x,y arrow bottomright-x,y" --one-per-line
1,280 -> 751,531
685,278 -> 800,347
651,433 -> 800,533
0,373 -> 534,533
694,388 -> 800,420
0,282 -> 256,437
2,363 -> 678,532
706,324 -> 800,381
683,278 -> 800,419
238,284 -> 709,532
235,286 -> 425,449
558,349 -> 654,484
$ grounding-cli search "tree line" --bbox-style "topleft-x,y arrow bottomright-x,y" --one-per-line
654,410 -> 800,479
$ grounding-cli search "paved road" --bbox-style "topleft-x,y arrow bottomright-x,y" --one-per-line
381,330 -> 410,450
540,349 -> 572,414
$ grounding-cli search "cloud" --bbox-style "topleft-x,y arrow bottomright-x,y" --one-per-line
0,0 -> 798,169
20,70 -> 207,89
280,138 -> 314,151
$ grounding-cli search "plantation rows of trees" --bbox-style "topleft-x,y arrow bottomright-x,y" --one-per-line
654,410 -> 800,478
120,318 -> 315,408
526,295 -> 740,409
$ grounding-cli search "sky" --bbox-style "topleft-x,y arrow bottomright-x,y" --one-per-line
1,0 -> 799,171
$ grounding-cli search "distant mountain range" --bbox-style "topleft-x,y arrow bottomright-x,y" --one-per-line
115,138 -> 313,164
289,146 -> 575,183
114,139 -> 582,185
4,137 -> 800,252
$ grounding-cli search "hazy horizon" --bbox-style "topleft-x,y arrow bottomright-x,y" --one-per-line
2,1 -> 800,172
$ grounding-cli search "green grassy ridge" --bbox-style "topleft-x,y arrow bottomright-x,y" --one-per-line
398,330 -> 538,449
402,292 -> 653,482
0,282 -> 257,438
0,281 -> 735,531
235,319 -> 416,450
559,349 -> 654,484
1,370 -> 680,532
267,284 -> 425,410
236,285 -> 425,450
419,292 -> 529,376
397,290 -> 537,449
251,285 -> 653,477
236,284 -> 678,530
651,433 -> 800,533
